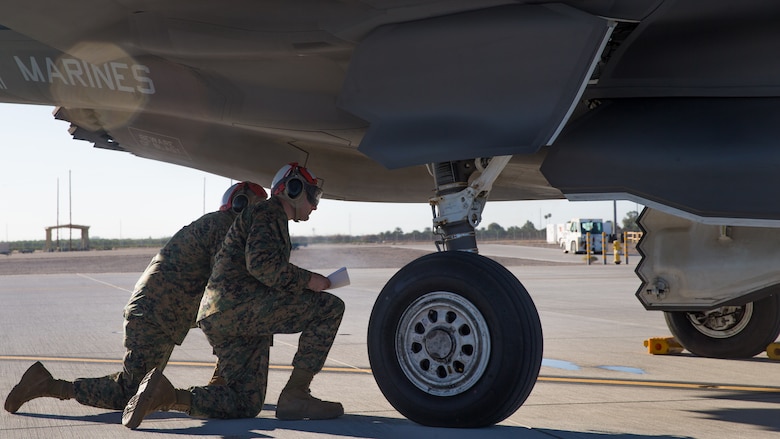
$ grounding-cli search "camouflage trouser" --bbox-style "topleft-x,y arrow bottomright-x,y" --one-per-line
72,317 -> 174,410
190,290 -> 345,419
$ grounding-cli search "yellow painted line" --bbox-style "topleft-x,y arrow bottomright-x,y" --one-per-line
538,376 -> 780,393
2,356 -> 778,391
0,355 -> 371,374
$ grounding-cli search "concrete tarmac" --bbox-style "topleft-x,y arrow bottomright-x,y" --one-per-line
2,244 -> 780,438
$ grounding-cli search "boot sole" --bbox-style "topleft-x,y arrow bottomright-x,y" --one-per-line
276,409 -> 344,421
122,368 -> 162,429
276,402 -> 344,420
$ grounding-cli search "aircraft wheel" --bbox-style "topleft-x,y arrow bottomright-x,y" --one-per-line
368,251 -> 542,427
664,294 -> 780,358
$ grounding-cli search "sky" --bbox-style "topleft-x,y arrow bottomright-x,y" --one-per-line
0,103 -> 643,242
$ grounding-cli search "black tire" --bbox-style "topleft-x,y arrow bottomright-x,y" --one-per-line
367,251 -> 543,427
664,294 -> 780,359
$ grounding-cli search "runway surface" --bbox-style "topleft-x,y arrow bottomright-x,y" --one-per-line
2,243 -> 779,438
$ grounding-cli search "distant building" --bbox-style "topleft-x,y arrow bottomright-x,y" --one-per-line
45,224 -> 90,251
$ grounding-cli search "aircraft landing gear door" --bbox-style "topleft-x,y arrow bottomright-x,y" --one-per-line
367,158 -> 543,427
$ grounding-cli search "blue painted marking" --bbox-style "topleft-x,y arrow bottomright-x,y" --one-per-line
542,358 -> 580,371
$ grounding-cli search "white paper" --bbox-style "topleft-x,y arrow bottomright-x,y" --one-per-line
327,267 -> 350,289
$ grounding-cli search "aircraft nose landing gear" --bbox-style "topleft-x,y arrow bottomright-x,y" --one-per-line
368,157 -> 543,427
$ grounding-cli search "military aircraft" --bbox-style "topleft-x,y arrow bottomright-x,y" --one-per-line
3,0 -> 780,429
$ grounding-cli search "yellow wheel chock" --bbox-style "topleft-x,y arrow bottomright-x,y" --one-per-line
766,343 -> 780,360
644,337 -> 684,355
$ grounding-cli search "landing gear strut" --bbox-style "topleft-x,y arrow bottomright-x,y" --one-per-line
428,157 -> 510,252
367,157 -> 543,427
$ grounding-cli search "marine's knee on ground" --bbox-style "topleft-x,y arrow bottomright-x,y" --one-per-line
189,384 -> 264,419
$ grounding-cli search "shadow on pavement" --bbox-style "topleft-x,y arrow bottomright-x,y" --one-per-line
17,408 -> 694,438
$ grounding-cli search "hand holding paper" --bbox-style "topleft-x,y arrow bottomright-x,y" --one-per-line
327,267 -> 350,289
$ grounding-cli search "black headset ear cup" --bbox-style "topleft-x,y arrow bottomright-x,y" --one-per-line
286,178 -> 303,199
231,194 -> 248,212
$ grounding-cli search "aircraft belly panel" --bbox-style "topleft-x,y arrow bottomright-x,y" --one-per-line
593,0 -> 780,98
541,98 -> 780,223
340,4 -> 611,169
105,114 -> 561,203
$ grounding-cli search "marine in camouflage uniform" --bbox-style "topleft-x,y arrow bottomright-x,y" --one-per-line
4,182 -> 266,414
122,163 -> 344,429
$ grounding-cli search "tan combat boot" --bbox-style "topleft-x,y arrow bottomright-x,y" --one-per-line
4,362 -> 74,413
276,368 -> 343,420
122,368 -> 190,429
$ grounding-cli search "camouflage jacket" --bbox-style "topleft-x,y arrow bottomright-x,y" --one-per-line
124,210 -> 237,344
198,196 -> 312,321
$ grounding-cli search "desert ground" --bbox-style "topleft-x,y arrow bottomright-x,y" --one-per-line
0,241 -> 568,276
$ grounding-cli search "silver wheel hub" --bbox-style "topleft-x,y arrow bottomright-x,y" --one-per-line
396,291 -> 490,396
425,328 -> 454,360
687,303 -> 753,338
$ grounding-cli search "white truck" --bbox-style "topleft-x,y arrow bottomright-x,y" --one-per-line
548,218 -> 610,254
0,242 -> 9,255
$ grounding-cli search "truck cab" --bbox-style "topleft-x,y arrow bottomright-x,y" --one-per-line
560,218 -> 605,254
